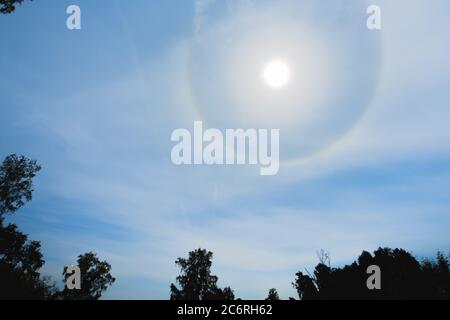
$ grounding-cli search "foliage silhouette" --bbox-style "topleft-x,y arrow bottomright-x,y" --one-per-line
0,0 -> 31,14
266,288 -> 280,300
170,248 -> 235,300
0,154 -> 115,300
0,154 -> 41,217
0,154 -> 51,299
59,252 -> 116,300
293,247 -> 450,300
0,216 -> 57,299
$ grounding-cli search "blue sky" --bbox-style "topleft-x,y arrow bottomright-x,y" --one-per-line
1,0 -> 450,299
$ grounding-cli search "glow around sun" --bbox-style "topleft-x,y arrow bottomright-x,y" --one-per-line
187,1 -> 381,161
262,60 -> 291,88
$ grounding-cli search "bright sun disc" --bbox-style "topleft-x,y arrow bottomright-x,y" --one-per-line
262,60 -> 291,88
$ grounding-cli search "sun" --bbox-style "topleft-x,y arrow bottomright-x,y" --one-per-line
262,60 -> 291,89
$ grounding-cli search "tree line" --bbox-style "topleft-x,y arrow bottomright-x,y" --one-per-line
0,155 -> 115,299
1,154 -> 449,300
171,247 -> 450,300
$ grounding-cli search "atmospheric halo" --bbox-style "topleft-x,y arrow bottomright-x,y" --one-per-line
186,0 -> 382,164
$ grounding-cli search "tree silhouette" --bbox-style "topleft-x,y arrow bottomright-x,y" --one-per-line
0,154 -> 115,300
265,288 -> 280,300
0,154 -> 52,299
418,251 -> 449,299
293,247 -> 450,300
0,217 -> 56,299
60,252 -> 116,300
292,271 -> 318,300
170,248 -> 235,300
0,154 -> 41,217
0,0 -> 31,14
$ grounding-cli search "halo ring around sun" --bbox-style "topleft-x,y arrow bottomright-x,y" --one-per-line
186,1 -> 382,164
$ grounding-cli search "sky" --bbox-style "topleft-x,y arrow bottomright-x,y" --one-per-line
1,0 -> 450,299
